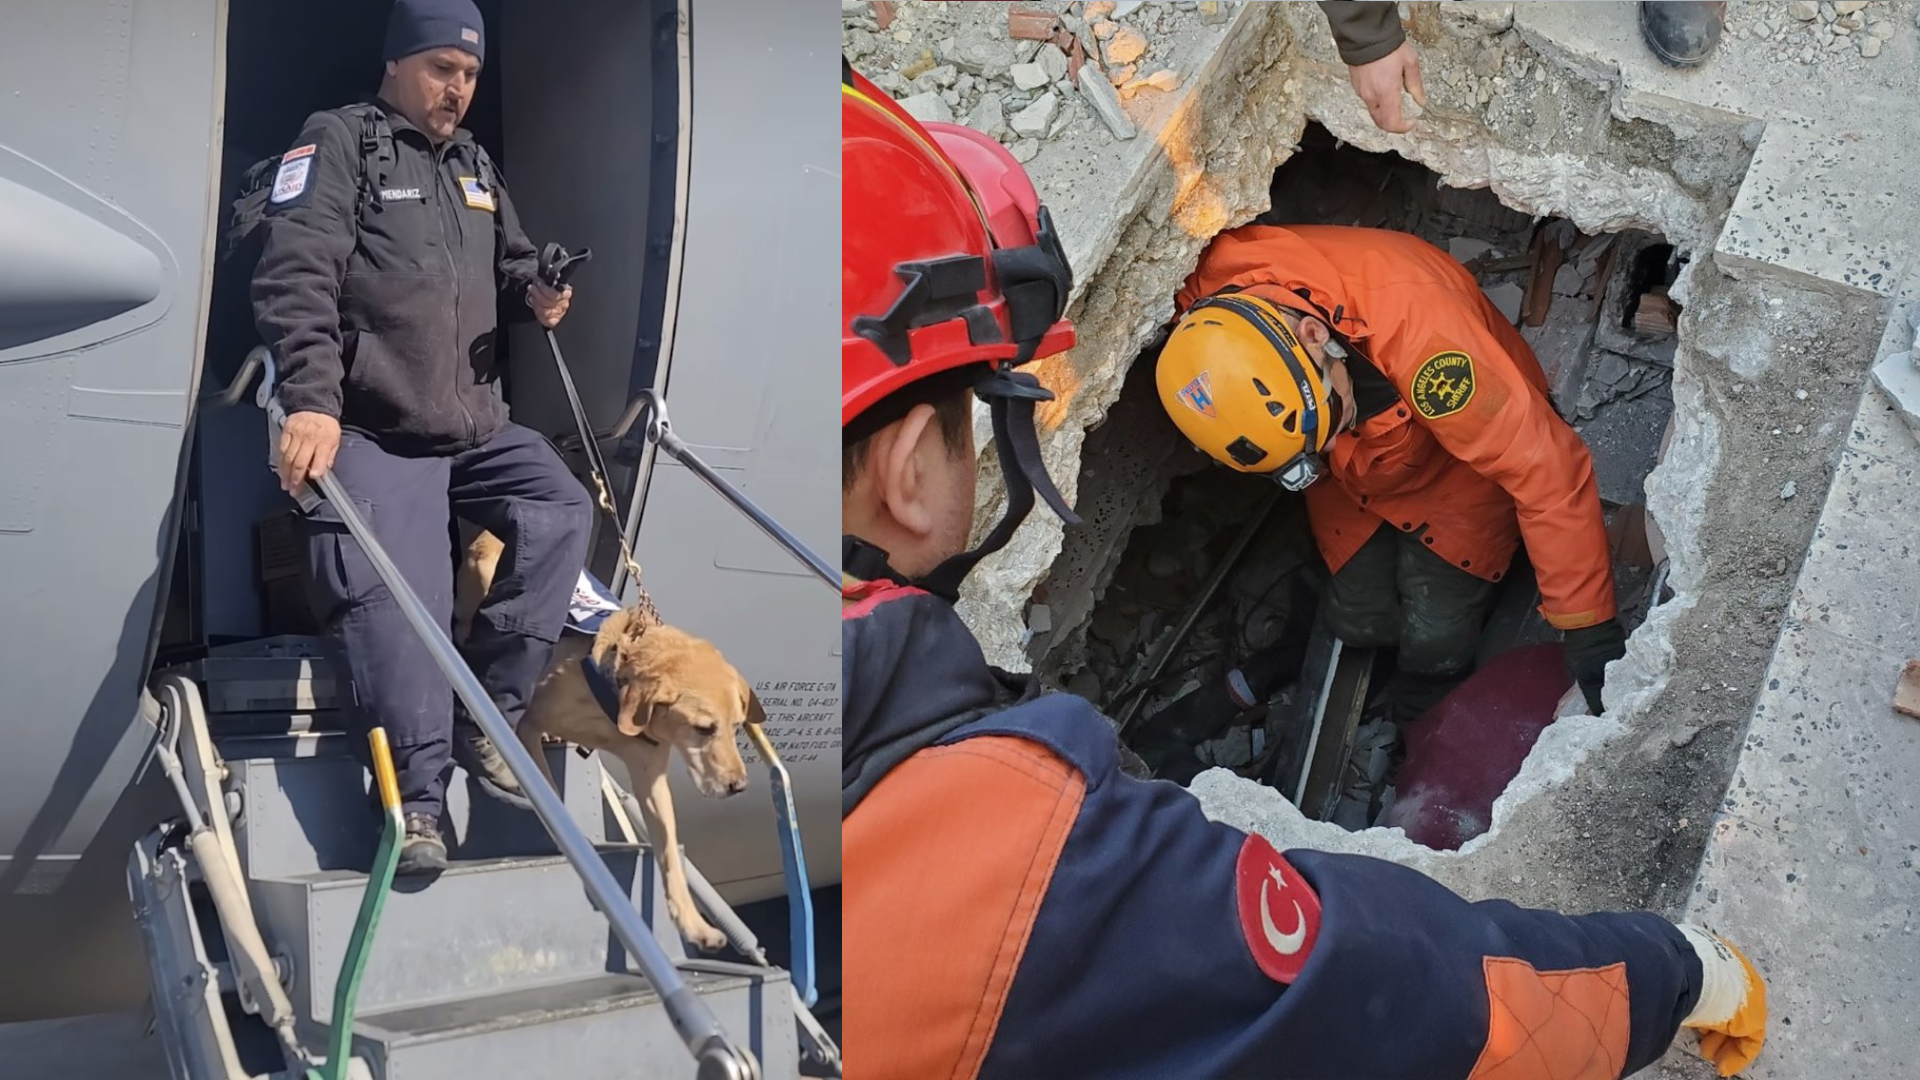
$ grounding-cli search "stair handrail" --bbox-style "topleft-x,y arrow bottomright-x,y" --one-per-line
568,389 -> 838,591
232,346 -> 759,1080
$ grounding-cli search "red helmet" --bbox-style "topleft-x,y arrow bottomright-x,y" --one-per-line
841,61 -> 1080,597
842,63 -> 1074,431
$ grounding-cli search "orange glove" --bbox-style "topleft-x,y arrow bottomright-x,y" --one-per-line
1678,926 -> 1768,1076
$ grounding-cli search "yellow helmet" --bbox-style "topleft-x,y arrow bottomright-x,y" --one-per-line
1157,292 -> 1332,490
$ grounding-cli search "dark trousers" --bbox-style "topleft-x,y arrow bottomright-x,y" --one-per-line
300,423 -> 592,817
1323,523 -> 1501,725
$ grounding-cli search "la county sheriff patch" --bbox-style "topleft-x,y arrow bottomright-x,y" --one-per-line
1409,350 -> 1476,419
1176,371 -> 1217,418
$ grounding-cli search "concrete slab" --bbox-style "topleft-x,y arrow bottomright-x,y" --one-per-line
1653,385 -> 1920,1079
1870,349 -> 1920,440
1714,122 -> 1910,297
1510,2 -> 1920,299
1868,303 -> 1920,437
1509,0 -> 1920,133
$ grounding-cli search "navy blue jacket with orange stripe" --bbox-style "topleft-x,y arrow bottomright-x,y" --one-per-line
844,578 -> 1705,1080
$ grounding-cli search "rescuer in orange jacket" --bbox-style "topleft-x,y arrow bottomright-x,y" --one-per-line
1163,224 -> 1628,721
843,60 -> 1766,1080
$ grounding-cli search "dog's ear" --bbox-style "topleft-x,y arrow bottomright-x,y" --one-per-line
743,685 -> 768,728
616,672 -> 672,738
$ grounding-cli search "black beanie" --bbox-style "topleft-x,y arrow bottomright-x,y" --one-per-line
383,0 -> 486,65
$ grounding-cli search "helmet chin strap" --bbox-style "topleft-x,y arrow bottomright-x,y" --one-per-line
843,367 -> 1080,603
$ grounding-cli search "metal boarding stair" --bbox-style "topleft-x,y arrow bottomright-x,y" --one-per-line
128,351 -> 840,1079
132,653 -> 829,1079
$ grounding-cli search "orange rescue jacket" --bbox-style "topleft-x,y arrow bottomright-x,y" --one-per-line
1176,224 -> 1616,630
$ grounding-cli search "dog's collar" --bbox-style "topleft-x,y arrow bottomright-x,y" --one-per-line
578,653 -> 662,746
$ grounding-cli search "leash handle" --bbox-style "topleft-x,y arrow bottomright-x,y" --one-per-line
533,246 -> 657,625
539,242 -> 592,290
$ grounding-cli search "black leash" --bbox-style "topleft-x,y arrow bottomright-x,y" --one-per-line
537,243 -> 659,628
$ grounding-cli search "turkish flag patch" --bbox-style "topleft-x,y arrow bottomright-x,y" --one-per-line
1234,833 -> 1321,984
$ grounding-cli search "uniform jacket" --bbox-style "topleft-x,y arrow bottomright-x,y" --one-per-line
843,578 -> 1701,1079
1317,0 -> 1407,65
252,99 -> 541,456
1176,224 -> 1617,630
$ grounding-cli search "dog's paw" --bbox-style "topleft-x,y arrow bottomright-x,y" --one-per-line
682,921 -> 729,954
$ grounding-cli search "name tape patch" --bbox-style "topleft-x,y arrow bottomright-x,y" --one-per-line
1234,833 -> 1321,984
380,187 -> 424,202
1410,350 -> 1476,420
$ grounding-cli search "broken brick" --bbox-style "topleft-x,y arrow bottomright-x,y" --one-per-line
1521,227 -> 1564,328
1009,8 -> 1060,41
1894,660 -> 1920,720
1632,291 -> 1677,337
873,0 -> 895,30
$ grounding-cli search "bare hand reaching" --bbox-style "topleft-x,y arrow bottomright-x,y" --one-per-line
1347,40 -> 1426,133
278,410 -> 341,494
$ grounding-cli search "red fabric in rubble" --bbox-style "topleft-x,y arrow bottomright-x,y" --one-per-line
1380,643 -> 1573,851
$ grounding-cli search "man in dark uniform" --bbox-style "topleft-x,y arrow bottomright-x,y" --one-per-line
252,0 -> 590,873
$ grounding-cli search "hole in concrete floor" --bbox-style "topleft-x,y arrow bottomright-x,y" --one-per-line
1032,123 -> 1685,841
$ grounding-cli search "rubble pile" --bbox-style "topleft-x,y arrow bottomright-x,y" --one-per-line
841,0 -> 1221,162
1735,0 -> 1901,62
1064,476 -> 1310,717
1048,128 -> 1679,825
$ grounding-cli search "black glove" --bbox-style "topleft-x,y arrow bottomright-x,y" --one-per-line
1562,618 -> 1626,714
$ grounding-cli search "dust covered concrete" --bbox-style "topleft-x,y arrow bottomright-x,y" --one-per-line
849,2 -> 1920,1074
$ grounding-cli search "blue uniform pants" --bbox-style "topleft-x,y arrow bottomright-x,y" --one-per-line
299,422 -> 592,818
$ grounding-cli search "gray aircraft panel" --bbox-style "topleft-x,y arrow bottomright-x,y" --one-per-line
497,0 -> 655,445
0,0 -> 224,900
615,0 -> 842,899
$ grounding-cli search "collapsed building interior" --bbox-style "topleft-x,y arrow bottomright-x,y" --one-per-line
1030,124 -> 1683,843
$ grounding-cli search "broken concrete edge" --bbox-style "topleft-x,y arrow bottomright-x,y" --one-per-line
1868,294 -> 1920,442
962,0 -> 1765,671
1643,260 -> 1721,598
960,1 -> 1300,665
919,1 -> 1899,885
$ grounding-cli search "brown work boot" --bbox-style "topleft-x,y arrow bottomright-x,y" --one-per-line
395,812 -> 448,875
450,718 -> 532,809
1640,1 -> 1727,68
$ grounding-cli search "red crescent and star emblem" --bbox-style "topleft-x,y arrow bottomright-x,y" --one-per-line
1234,833 -> 1322,984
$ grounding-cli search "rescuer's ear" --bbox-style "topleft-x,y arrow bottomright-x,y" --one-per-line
1295,314 -> 1331,351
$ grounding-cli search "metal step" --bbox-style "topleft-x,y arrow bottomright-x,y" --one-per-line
227,735 -> 610,879
252,847 -> 693,1027
345,965 -> 794,1080
179,640 -> 342,714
